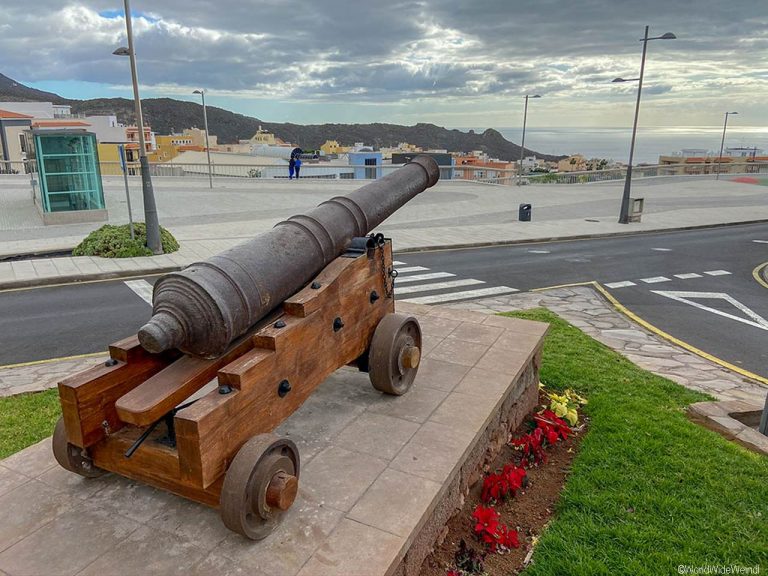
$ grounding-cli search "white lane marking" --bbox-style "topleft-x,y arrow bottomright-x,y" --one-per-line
675,273 -> 702,279
528,249 -> 551,254
392,260 -> 406,265
394,272 -> 455,284
396,278 -> 484,295
752,240 -> 768,244
604,281 -> 636,289
124,279 -> 153,305
402,286 -> 519,304
703,270 -> 731,276
640,276 -> 671,284
652,290 -> 768,331
651,248 -> 672,252
395,266 -> 429,274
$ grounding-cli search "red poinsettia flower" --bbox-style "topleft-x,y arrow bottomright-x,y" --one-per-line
502,464 -> 527,492
446,570 -> 461,576
497,525 -> 521,550
481,473 -> 509,503
536,410 -> 571,441
472,505 -> 500,535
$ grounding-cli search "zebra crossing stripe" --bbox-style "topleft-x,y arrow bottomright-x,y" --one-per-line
703,270 -> 731,276
402,286 -> 519,304
604,281 -> 636,289
674,273 -> 702,279
394,272 -> 455,284
396,266 -> 429,274
395,278 -> 484,295
124,279 -> 154,305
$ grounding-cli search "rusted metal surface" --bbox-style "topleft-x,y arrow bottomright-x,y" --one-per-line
369,313 -> 422,396
138,155 -> 439,357
219,433 -> 300,540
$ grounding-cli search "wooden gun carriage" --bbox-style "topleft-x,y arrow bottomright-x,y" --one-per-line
52,157 -> 439,539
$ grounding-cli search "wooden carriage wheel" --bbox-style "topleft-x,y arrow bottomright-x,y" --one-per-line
369,313 -> 422,396
51,417 -> 106,478
220,433 -> 300,540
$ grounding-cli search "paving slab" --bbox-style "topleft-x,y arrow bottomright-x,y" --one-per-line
0,306 -> 547,576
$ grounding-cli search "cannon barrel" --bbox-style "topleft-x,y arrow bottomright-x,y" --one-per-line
138,155 -> 440,358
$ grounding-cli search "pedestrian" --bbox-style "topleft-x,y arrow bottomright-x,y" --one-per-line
288,156 -> 296,180
294,156 -> 302,179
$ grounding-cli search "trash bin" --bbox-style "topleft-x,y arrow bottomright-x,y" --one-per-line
519,203 -> 532,222
629,197 -> 644,223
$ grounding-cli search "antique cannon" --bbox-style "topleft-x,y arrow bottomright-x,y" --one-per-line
139,155 -> 439,358
52,156 -> 439,540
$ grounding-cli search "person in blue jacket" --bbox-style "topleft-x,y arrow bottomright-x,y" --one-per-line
294,156 -> 302,179
288,156 -> 296,179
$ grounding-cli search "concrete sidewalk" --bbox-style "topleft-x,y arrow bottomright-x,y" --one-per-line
2,175 -> 767,289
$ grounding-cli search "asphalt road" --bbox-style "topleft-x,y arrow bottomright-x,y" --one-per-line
2,223 -> 767,380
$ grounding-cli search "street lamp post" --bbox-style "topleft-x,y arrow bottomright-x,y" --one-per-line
716,111 -> 738,180
613,26 -> 676,224
193,89 -> 214,188
113,0 -> 162,254
518,94 -> 540,186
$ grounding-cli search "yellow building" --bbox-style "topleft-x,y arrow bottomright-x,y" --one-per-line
147,134 -> 193,163
320,140 -> 351,155
182,128 -> 218,149
250,126 -> 278,146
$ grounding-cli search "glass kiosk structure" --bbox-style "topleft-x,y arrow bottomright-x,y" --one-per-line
27,130 -> 108,224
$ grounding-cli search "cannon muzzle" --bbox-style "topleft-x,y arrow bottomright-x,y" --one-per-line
138,155 -> 440,357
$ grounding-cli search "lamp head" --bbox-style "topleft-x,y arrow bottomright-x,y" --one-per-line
659,32 -> 676,40
112,47 -> 130,56
193,90 -> 203,95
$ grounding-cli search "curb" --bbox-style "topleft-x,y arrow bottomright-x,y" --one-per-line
395,218 -> 768,253
2,218 -> 768,291
0,265 -> 182,291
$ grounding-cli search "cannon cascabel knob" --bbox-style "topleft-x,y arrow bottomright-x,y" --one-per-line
138,312 -> 184,354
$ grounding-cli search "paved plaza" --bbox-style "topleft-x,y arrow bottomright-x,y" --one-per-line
1,174 -> 768,288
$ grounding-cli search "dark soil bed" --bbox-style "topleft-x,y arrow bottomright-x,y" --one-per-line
420,392 -> 586,576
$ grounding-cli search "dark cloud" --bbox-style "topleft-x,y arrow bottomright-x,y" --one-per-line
0,0 -> 765,108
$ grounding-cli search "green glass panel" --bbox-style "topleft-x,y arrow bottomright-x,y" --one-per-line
35,132 -> 105,213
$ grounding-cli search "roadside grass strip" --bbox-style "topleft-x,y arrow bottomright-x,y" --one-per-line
506,309 -> 768,576
0,388 -> 59,459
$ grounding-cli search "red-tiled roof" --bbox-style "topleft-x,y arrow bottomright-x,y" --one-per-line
32,121 -> 91,128
0,109 -> 34,119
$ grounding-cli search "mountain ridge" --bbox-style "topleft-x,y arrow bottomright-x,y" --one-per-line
1,74 -> 562,162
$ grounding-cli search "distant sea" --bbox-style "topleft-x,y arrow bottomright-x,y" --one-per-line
453,126 -> 768,164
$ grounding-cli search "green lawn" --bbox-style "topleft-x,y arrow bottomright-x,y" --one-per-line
0,388 -> 60,459
511,309 -> 768,575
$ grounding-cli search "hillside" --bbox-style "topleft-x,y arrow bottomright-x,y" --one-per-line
0,73 -> 67,103
3,74 -> 560,162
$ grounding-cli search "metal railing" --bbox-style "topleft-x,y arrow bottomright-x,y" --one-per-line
1,159 -> 766,184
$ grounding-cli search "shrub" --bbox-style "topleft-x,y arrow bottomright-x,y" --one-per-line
73,223 -> 179,258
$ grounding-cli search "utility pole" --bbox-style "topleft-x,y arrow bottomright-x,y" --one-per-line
114,0 -> 162,254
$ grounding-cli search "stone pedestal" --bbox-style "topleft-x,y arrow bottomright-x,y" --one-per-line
0,304 -> 547,576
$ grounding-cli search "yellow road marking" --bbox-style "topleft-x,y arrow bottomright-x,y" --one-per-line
752,261 -> 768,290
591,282 -> 768,387
530,281 -> 596,292
0,352 -> 105,370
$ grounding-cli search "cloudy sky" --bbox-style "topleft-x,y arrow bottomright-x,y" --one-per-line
1,0 -> 766,129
